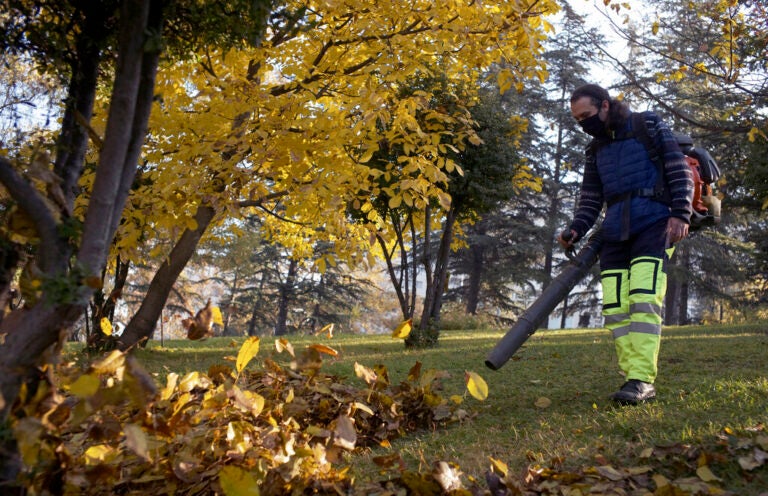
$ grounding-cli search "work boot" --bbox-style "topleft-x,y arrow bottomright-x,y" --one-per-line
611,379 -> 656,405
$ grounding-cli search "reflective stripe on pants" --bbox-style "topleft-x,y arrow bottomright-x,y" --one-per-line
601,254 -> 667,383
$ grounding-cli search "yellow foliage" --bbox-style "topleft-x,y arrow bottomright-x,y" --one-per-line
89,0 -> 560,266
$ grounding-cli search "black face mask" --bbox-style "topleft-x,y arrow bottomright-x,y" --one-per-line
579,112 -> 608,138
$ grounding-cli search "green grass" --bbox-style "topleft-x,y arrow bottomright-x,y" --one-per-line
96,323 -> 768,493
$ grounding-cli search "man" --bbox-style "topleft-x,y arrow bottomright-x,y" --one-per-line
558,84 -> 693,405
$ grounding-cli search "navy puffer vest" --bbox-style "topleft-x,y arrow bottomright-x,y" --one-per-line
594,116 -> 670,241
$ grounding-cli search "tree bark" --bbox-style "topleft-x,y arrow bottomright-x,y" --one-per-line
274,258 -> 298,336
410,204 -> 458,347
0,0 -> 156,424
118,204 -> 216,349
88,257 -> 131,350
465,243 -> 484,315
77,0 -> 152,276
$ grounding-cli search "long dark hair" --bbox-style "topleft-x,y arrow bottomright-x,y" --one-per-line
570,84 -> 630,131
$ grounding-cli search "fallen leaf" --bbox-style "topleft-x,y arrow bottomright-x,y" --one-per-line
333,415 -> 357,450
596,465 -> 625,481
391,319 -> 412,339
69,374 -> 100,399
236,337 -> 260,375
124,423 -> 151,462
696,465 -> 721,482
309,344 -> 338,356
433,461 -> 463,492
534,397 -> 551,409
275,338 -> 295,357
488,456 -> 508,477
218,465 -> 261,496
354,362 -> 377,385
465,371 -> 489,401
653,473 -> 670,488
639,447 -> 654,458
211,306 -> 224,326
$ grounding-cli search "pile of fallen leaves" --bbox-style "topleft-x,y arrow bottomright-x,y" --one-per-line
11,337 -> 477,494
9,336 -> 767,495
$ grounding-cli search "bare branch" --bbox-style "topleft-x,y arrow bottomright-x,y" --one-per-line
0,157 -> 60,272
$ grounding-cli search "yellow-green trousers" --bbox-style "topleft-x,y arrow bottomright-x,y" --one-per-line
599,219 -> 674,384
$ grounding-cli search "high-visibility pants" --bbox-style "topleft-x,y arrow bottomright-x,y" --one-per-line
600,219 -> 673,384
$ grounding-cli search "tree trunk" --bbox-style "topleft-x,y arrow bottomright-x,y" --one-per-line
664,255 -> 681,325
559,294 -> 568,328
274,258 -> 298,336
118,205 -> 216,349
410,205 -> 458,347
678,244 -> 691,324
465,242 -> 484,315
0,0 -> 156,424
377,211 -> 417,321
0,240 -> 21,325
88,257 -> 131,350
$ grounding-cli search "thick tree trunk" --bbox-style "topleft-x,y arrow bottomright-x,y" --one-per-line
118,205 -> 216,349
465,243 -> 484,315
77,0 -> 154,275
0,0 -> 156,424
274,258 -> 298,336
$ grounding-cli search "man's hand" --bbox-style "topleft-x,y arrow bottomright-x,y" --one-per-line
666,217 -> 689,244
557,229 -> 577,250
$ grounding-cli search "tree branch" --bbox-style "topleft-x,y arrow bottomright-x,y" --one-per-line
0,157 -> 60,272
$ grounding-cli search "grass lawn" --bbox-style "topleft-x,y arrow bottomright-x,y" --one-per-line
123,322 -> 768,493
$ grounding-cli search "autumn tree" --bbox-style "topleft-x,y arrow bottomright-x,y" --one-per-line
0,1 -> 273,486
104,1 -> 559,349
439,85 -> 538,319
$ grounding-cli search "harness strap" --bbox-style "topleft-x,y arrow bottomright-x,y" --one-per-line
591,113 -> 671,241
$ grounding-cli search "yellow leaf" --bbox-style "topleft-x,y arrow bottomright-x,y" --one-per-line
489,456 -> 508,476
236,337 -> 260,375
391,319 -> 412,339
219,465 -> 261,496
84,444 -> 115,465
640,447 -> 654,458
91,350 -> 126,375
69,374 -> 101,399
211,306 -> 224,326
318,323 -> 334,338
309,343 -> 338,356
651,21 -> 660,35
534,397 -> 552,409
100,317 -> 113,336
653,474 -> 671,488
465,371 -> 489,401
388,195 -> 402,209
696,465 -> 721,482
161,373 -> 178,401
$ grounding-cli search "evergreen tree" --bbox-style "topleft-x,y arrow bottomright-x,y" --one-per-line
601,0 -> 767,322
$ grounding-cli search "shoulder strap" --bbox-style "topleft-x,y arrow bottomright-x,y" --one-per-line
630,112 -> 668,203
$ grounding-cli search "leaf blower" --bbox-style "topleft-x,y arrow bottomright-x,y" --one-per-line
484,229 -> 603,370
